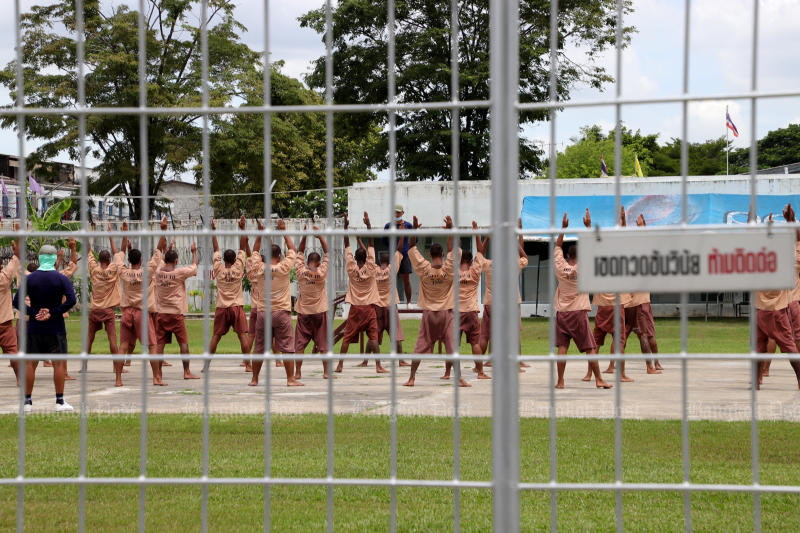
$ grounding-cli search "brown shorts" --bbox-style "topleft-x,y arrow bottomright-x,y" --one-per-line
156,313 -> 189,346
479,304 -> 492,345
555,310 -> 597,353
414,310 -> 455,354
593,305 -> 626,351
213,305 -> 248,336
788,301 -> 800,349
479,304 -> 521,346
635,303 -> 656,338
295,312 -> 328,353
88,307 -> 116,335
374,304 -> 405,344
756,308 -> 797,354
120,308 -> 157,347
253,310 -> 294,354
458,311 -> 481,346
341,304 -> 378,344
0,320 -> 18,353
248,308 -> 258,335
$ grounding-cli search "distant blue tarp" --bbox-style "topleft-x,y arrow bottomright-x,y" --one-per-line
521,194 -> 800,237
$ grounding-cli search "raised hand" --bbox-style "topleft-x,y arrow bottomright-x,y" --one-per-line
210,218 -> 216,231
191,242 -> 197,253
344,214 -> 350,229
276,219 -> 286,231
443,215 -> 453,229
562,212 -> 569,229
238,215 -> 246,230
412,215 -> 419,230
160,216 -> 168,231
122,220 -> 128,231
57,248 -> 64,263
620,206 -> 627,227
472,220 -> 478,230
363,211 -> 371,229
583,208 -> 591,228
636,214 -> 646,227
783,203 -> 795,223
256,219 -> 264,230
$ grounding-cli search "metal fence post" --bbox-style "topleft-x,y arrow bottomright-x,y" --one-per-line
490,0 -> 521,531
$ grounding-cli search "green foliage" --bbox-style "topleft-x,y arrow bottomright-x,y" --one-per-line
730,123 -> 800,171
0,0 -> 259,219
201,66 -> 376,218
0,194 -> 80,255
547,125 -> 655,178
300,0 -> 634,181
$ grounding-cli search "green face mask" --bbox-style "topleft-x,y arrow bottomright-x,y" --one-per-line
38,254 -> 57,271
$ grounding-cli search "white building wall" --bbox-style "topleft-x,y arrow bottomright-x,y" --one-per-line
347,175 -> 800,228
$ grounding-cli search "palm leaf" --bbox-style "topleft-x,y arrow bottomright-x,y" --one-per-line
42,197 -> 72,227
26,196 -> 43,227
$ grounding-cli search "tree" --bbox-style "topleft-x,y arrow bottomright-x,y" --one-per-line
0,0 -> 258,219
201,65 -> 379,218
546,125 -> 653,178
730,123 -> 800,171
300,0 -> 634,181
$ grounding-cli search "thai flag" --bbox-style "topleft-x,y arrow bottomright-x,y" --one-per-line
600,154 -> 609,177
726,111 -> 739,137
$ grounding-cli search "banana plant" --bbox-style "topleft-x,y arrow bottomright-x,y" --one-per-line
0,194 -> 81,255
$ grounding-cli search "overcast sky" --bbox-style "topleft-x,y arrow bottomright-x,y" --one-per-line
1,0 -> 798,174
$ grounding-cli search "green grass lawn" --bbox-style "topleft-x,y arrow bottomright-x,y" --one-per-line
66,316 -> 753,356
2,318 -> 779,531
0,414 -> 799,532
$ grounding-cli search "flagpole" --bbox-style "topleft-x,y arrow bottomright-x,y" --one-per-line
726,105 -> 729,176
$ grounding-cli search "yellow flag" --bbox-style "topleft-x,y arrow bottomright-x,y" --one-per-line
634,153 -> 644,177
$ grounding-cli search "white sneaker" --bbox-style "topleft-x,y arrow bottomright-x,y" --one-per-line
55,401 -> 74,412
23,403 -> 32,414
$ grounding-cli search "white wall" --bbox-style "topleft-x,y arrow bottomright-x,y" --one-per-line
347,175 -> 800,228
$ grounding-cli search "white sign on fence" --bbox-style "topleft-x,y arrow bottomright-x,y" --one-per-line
577,226 -> 797,293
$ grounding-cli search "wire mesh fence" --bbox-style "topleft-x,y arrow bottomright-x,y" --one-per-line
2,0 -> 800,531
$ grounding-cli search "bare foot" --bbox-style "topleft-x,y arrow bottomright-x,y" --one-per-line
334,363 -> 343,373
162,361 -> 173,367
287,378 -> 305,387
458,379 -> 472,387
519,362 -> 530,368
248,380 -> 258,387
244,364 -> 253,373
184,372 -> 200,379
294,372 -> 302,380
399,360 -> 411,367
376,367 -> 389,374
440,374 -> 451,380
555,381 -> 565,389
581,374 -> 592,382
239,361 -> 247,367
121,368 -> 129,374
654,361 -> 664,370
115,379 -> 123,387
477,372 -> 491,379
519,367 -> 526,373
602,365 -> 615,374
356,360 -> 369,367
43,361 -> 53,367
596,381 -> 613,389
646,367 -> 662,375
124,361 -> 132,366
763,369 -> 770,377
402,378 -> 415,387
65,374 -> 76,381
275,361 -> 283,367
621,375 -> 634,382
153,380 -> 168,386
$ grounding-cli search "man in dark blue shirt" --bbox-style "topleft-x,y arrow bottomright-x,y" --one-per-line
14,244 -> 77,413
383,205 -> 413,306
